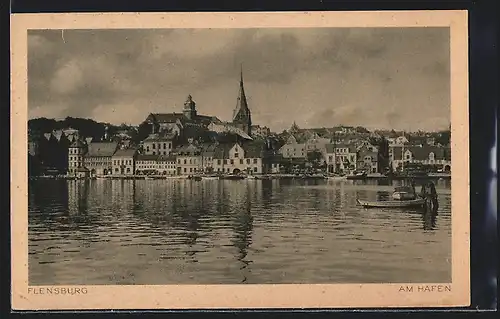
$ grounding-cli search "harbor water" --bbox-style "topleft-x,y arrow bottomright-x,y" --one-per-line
28,178 -> 452,285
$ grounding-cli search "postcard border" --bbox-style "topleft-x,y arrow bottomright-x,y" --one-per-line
10,10 -> 470,310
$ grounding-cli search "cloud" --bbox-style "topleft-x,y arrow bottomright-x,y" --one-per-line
28,27 -> 450,132
49,60 -> 85,94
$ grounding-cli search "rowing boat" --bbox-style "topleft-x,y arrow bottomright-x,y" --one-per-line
356,198 -> 426,208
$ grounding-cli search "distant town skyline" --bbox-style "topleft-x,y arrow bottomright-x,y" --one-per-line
28,28 -> 451,132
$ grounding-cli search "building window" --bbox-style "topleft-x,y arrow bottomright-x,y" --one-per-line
253,167 -> 258,172
246,159 -> 250,164
234,153 -> 239,158
230,159 -> 234,165
240,159 -> 243,164
152,144 -> 155,149
184,168 -> 187,173
224,159 -> 228,165
163,143 -> 166,149
184,159 -> 187,164
190,168 -> 193,172
127,168 -> 130,173
217,159 -> 221,165
168,143 -> 172,148
178,159 -> 181,164
253,159 -> 257,164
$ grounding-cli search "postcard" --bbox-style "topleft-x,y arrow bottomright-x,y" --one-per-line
11,10 -> 470,310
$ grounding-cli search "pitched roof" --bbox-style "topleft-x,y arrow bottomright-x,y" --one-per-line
136,154 -> 159,161
112,148 -> 137,157
201,143 -> 217,156
213,144 -> 234,159
149,113 -> 185,123
407,136 -> 427,145
43,132 -> 53,141
70,139 -> 86,148
406,146 -> 450,161
144,132 -> 177,142
86,142 -> 118,157
241,142 -> 267,158
325,143 -> 357,154
158,155 -> 176,162
175,143 -> 202,156
232,67 -> 251,122
209,123 -> 252,140
194,114 -> 222,126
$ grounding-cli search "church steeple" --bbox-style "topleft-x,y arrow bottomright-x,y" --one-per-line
232,64 -> 252,135
183,94 -> 197,120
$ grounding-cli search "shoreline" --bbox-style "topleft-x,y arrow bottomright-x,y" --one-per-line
28,174 -> 452,182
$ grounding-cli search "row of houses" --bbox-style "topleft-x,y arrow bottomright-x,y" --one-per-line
277,122 -> 451,174
67,138 -> 282,177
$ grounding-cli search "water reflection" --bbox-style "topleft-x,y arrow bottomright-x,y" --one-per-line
28,179 -> 452,285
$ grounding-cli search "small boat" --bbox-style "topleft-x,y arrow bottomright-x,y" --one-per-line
255,175 -> 271,180
328,175 -> 347,181
222,174 -> 246,180
346,172 -> 367,180
356,198 -> 426,208
202,175 -> 220,180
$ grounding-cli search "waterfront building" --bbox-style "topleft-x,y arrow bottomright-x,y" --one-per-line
112,148 -> 137,176
213,142 -> 271,175
84,141 -> 118,176
356,148 -> 379,174
394,145 -> 451,172
278,135 -> 306,159
156,155 -> 177,175
324,143 -> 357,173
135,154 -> 159,175
304,132 -> 331,154
175,143 -> 203,175
142,132 -> 177,156
67,139 -> 87,176
201,143 -> 217,173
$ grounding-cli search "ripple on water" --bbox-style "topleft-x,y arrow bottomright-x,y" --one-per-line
28,179 -> 452,285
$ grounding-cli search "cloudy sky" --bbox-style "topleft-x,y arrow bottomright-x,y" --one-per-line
28,27 -> 450,132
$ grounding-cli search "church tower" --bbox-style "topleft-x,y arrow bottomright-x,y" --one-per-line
183,94 -> 197,120
232,65 -> 252,136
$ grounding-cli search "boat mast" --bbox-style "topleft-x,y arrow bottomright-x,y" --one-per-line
332,131 -> 337,174
401,131 -> 405,173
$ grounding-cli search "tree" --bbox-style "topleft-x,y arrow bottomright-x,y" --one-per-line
436,129 -> 451,146
356,126 -> 369,134
306,150 -> 323,167
135,121 -> 152,143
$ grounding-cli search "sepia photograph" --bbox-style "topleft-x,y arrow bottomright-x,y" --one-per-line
11,11 -> 470,309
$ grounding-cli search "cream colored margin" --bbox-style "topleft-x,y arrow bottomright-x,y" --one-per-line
11,11 -> 469,310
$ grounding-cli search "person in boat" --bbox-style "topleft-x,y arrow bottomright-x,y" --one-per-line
421,181 -> 439,212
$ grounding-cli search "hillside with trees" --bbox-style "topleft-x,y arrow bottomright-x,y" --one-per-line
28,117 -> 137,142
